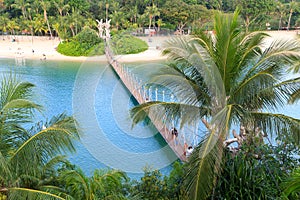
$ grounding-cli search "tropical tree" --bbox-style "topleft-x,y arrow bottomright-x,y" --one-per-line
276,1 -> 286,30
161,0 -> 210,34
212,132 -> 300,199
57,167 -> 128,199
144,5 -> 160,33
40,0 -> 53,38
53,0 -> 70,16
286,0 -> 299,30
110,10 -> 125,30
11,0 -> 30,19
31,0 -> 41,15
127,5 -> 138,24
65,9 -> 84,37
0,76 -> 80,199
236,0 -> 276,31
33,14 -> 47,36
6,19 -> 19,35
0,13 -> 9,38
156,18 -> 164,33
131,9 -> 300,199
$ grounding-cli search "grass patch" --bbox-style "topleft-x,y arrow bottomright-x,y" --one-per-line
110,34 -> 148,55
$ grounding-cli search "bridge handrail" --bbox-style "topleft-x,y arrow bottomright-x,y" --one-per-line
105,43 -> 187,161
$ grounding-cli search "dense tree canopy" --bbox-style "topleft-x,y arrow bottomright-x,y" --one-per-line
0,0 -> 299,40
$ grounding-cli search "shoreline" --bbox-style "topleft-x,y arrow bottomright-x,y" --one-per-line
0,35 -> 168,63
0,31 -> 298,63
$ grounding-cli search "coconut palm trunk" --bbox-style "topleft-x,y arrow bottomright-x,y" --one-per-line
41,0 -> 53,39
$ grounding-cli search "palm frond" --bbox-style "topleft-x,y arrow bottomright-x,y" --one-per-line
213,9 -> 241,84
251,112 -> 300,144
0,151 -> 11,182
290,60 -> 300,73
40,185 -> 75,200
289,89 -> 300,104
163,36 -> 226,114
273,77 -> 300,105
59,168 -> 90,200
92,169 -> 127,197
41,155 -> 69,179
0,77 -> 42,124
9,115 -> 79,177
8,187 -> 66,200
184,105 -> 233,199
249,39 -> 300,78
185,134 -> 224,200
130,101 -> 208,128
148,72 -> 210,107
282,168 -> 300,198
236,31 -> 268,72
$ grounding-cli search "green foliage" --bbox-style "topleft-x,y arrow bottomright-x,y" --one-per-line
0,75 -> 81,199
0,193 -> 7,200
131,168 -> 168,200
161,0 -> 211,31
110,34 -> 148,55
129,163 -> 188,200
56,167 -> 129,199
235,0 -> 276,30
57,27 -> 104,56
211,134 -> 300,199
166,162 -> 189,199
282,168 -> 300,199
74,26 -> 100,46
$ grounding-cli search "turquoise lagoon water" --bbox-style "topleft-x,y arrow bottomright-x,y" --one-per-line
0,58 -> 176,178
1,58 -> 300,177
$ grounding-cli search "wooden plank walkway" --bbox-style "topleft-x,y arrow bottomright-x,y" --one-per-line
105,46 -> 187,161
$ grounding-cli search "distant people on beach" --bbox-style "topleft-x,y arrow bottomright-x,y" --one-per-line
40,54 -> 46,60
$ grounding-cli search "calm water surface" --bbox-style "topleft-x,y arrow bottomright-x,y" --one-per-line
0,58 -> 175,178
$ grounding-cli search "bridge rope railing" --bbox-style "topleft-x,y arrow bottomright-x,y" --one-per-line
105,42 -> 187,161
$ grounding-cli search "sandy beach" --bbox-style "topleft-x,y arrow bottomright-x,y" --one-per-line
0,31 -> 298,63
0,35 -> 168,63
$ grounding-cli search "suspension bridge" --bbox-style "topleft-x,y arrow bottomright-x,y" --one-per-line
105,44 -> 188,162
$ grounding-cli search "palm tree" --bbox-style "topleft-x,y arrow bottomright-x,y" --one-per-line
56,168 -> 128,199
33,14 -> 47,36
31,0 -> 41,15
144,5 -> 160,34
286,0 -> 300,30
131,9 -> 300,199
110,10 -> 125,30
276,1 -> 285,30
11,0 -> 30,19
6,19 -> 20,36
0,76 -> 80,199
40,0 -> 53,38
53,0 -> 70,16
0,13 -> 9,39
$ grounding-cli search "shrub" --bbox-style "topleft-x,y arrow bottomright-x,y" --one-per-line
57,27 -> 104,57
210,136 -> 300,200
75,26 -> 101,46
57,41 -> 105,56
110,34 -> 148,55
